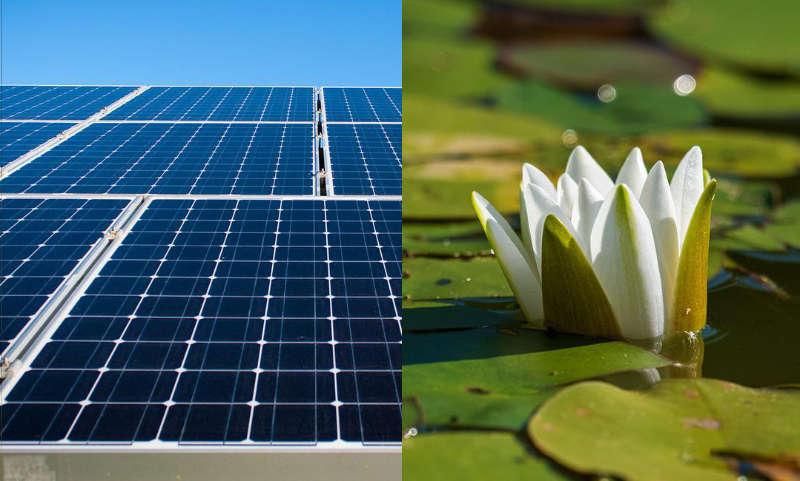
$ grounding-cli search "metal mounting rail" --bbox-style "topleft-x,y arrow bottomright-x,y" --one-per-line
318,87 -> 335,195
312,88 -> 321,196
0,196 -> 146,394
0,86 -> 150,179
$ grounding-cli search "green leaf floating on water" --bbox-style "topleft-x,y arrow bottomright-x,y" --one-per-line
403,257 -> 511,301
718,200 -> 800,252
529,379 -> 800,481
501,41 -> 694,91
649,0 -> 800,75
497,81 -> 707,135
403,432 -> 566,481
404,338 -> 669,430
403,222 -> 490,257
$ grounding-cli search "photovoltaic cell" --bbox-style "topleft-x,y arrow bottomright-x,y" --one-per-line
0,199 -> 401,446
0,122 -> 315,195
0,86 -> 135,121
0,198 -> 128,356
327,124 -> 401,196
323,88 -> 401,123
105,87 -> 315,122
0,122 -> 74,163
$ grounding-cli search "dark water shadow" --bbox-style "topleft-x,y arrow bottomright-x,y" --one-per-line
704,259 -> 800,387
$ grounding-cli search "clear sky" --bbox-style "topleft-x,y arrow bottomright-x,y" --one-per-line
1,0 -> 401,86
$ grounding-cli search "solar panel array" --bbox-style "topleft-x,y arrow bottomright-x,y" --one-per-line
0,198 -> 128,356
0,85 -> 401,450
322,88 -> 402,196
323,88 -> 401,123
0,86 -> 135,120
2,123 -> 315,195
0,121 -> 74,162
105,87 -> 314,122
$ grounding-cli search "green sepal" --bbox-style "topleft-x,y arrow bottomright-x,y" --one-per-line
541,215 -> 622,339
672,179 -> 717,333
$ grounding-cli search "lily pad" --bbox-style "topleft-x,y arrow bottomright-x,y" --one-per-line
529,379 -> 800,480
649,0 -> 800,75
404,160 -> 524,219
403,0 -> 476,39
405,333 -> 669,430
497,81 -> 707,135
726,201 -> 800,250
711,200 -> 800,271
403,432 -> 568,481
501,41 -> 695,91
711,178 -> 774,226
404,222 -> 490,257
696,66 -> 800,121
404,37 -> 511,100
403,257 -> 511,300
404,94 -> 562,141
638,129 -> 800,178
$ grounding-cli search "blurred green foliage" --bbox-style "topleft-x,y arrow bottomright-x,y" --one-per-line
497,81 -> 707,134
650,0 -> 800,75
696,66 -> 800,120
502,41 -> 694,89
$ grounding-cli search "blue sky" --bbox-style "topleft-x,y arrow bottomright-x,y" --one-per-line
1,0 -> 400,86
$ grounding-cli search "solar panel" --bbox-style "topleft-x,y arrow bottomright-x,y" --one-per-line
104,87 -> 315,122
0,122 -> 315,195
323,88 -> 401,123
327,124 -> 401,196
0,198 -> 128,356
0,122 -> 75,163
0,198 -> 401,446
0,86 -> 136,121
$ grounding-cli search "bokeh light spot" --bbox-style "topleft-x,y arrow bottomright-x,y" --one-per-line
561,129 -> 578,147
673,74 -> 696,96
597,84 -> 617,103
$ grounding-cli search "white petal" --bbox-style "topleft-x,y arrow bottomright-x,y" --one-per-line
521,183 -> 574,275
566,145 -> 614,196
640,161 -> 680,324
616,147 -> 647,198
571,179 -> 604,256
522,163 -> 557,200
556,173 -> 579,218
473,192 -> 544,324
590,185 -> 664,340
670,146 -> 704,246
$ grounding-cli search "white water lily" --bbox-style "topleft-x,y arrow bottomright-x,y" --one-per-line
473,146 -> 716,341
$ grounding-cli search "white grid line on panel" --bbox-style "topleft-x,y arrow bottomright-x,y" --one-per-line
1,87 -> 150,179
0,195 -> 145,394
